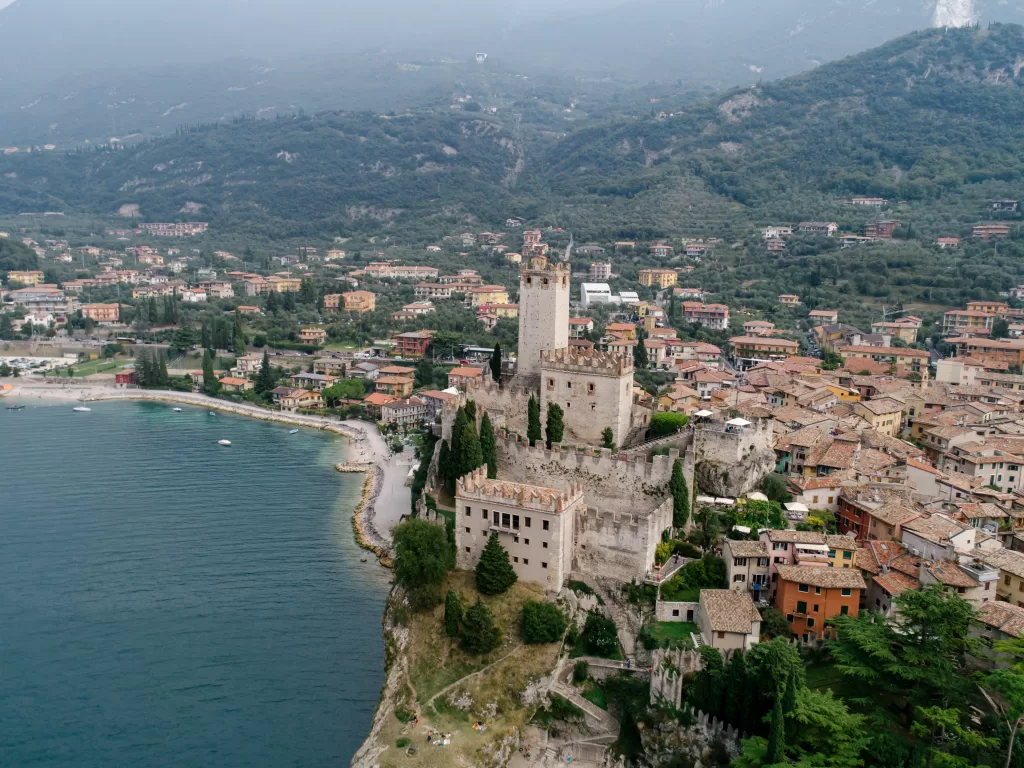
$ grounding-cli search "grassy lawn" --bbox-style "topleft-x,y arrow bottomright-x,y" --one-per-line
568,633 -> 624,661
653,621 -> 698,649
71,358 -> 130,376
660,586 -> 701,602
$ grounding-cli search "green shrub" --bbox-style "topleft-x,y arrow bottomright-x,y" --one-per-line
521,600 -> 566,644
582,611 -> 619,658
649,412 -> 689,438
573,660 -> 588,683
396,738 -> 410,749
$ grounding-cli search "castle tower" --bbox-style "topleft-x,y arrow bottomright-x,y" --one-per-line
517,256 -> 570,378
540,347 -> 634,448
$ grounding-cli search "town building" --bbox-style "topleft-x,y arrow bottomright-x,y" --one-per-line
6,270 -> 45,286
778,294 -> 800,306
540,347 -> 634,448
589,262 -> 612,281
289,372 -> 338,391
723,539 -> 770,599
342,291 -> 376,313
298,327 -> 327,345
381,397 -> 430,427
944,310 -> 995,336
808,309 -> 838,325
729,336 -> 801,367
696,590 -> 761,652
393,330 -> 435,359
219,377 -> 255,393
798,222 -> 839,237
775,564 -> 865,641
681,302 -> 730,330
448,367 -> 485,390
974,224 -> 1011,241
455,468 -> 581,591
375,375 -> 415,398
638,269 -> 678,289
81,303 -> 119,324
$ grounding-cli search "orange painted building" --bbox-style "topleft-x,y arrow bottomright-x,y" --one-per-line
774,565 -> 865,641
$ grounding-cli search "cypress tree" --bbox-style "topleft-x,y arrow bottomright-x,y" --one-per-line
479,412 -> 498,479
669,458 -> 690,529
202,349 -> 220,394
455,408 -> 483,480
546,402 -> 564,449
233,314 -> 246,357
527,395 -> 541,447
465,399 -> 476,422
256,349 -> 273,394
634,327 -> 648,369
782,670 -> 799,715
766,695 -> 786,765
443,589 -> 463,638
265,290 -> 279,313
723,649 -> 749,731
489,342 -> 502,382
158,351 -> 169,386
438,439 -> 453,496
460,599 -> 501,654
475,533 -> 517,595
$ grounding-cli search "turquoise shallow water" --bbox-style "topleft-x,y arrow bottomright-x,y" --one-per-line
0,399 -> 390,767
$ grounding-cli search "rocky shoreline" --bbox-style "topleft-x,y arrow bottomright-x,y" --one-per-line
341,463 -> 394,567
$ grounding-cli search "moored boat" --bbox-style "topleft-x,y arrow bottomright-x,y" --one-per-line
72,406 -> 91,412
218,439 -> 232,446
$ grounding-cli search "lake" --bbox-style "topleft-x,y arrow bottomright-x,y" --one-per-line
0,399 -> 390,767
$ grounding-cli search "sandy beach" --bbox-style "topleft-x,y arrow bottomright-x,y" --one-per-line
4,380 -> 411,558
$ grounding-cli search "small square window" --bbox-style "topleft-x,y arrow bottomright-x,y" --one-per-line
841,588 -> 852,597
513,556 -> 519,563
481,510 -> 487,520
525,517 -> 531,528
465,546 -> 471,553
542,562 -> 548,569
465,527 -> 470,534
815,586 -> 821,595
543,542 -> 548,549
840,605 -> 849,615
807,618 -> 815,628
523,558 -> 529,565
543,520 -> 549,531
672,609 -> 680,617
798,584 -> 809,593
465,506 -> 471,517
717,631 -> 725,639
514,536 -> 519,543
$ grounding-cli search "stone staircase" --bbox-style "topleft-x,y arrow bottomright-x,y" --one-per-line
549,681 -> 619,733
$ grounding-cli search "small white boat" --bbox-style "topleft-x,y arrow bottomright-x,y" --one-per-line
218,440 -> 232,446
172,407 -> 183,412
209,411 -> 216,415
289,429 -> 299,434
72,406 -> 91,412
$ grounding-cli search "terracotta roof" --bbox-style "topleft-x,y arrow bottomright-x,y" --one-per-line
825,534 -> 858,551
977,601 -> 1024,638
363,393 -> 397,406
923,560 -> 977,588
766,530 -> 826,544
902,514 -> 970,544
873,570 -> 919,597
776,565 -> 866,590
725,540 -> 768,558
984,549 -> 1024,579
448,367 -> 484,377
699,589 -> 761,634
868,502 -> 921,527
954,502 -> 1008,520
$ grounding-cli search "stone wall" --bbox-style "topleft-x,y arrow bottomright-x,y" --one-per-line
692,419 -> 776,498
573,497 -> 674,584
459,376 -> 534,437
496,432 -> 692,512
539,347 -> 634,448
655,601 -> 700,623
649,647 -> 704,709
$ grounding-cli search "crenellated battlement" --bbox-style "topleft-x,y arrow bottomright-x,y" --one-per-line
520,256 -> 571,278
498,429 -> 680,476
456,466 -> 584,514
540,346 -> 633,377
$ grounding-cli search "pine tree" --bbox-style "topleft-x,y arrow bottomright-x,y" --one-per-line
265,290 -> 279,313
479,412 -> 498,479
438,439 -> 454,496
527,395 -> 542,447
489,342 -> 502,382
546,402 -> 564,449
669,458 -> 690,529
443,589 -> 463,638
475,533 -> 517,595
460,599 -> 501,654
0,313 -> 14,340
766,695 -> 786,764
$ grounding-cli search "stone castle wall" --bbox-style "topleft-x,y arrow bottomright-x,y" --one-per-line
496,432 -> 692,512
573,497 -> 674,584
518,258 -> 571,378
692,419 -> 777,497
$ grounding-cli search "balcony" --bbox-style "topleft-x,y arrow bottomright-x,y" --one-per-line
960,560 -> 999,583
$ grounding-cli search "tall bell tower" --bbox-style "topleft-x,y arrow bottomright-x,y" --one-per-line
517,256 -> 570,378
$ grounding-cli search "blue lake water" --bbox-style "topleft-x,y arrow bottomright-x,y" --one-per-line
0,399 -> 390,767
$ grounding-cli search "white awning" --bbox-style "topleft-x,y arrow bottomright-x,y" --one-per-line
785,502 -> 809,513
715,497 -> 735,506
745,492 -> 769,502
694,409 -> 714,418
696,495 -> 716,505
726,417 -> 752,427
795,543 -> 830,552
732,525 -> 752,534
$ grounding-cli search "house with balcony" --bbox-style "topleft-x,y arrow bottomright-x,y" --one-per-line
775,565 -> 865,642
723,539 -> 771,601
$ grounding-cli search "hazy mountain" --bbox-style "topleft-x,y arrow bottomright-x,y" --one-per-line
3,24 -> 1024,244
3,0 -> 1024,146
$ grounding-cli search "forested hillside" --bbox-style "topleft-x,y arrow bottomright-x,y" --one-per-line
0,113 -> 524,239
532,24 -> 1024,238
3,25 -> 1024,249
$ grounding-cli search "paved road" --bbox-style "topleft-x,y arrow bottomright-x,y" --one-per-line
341,420 -> 414,539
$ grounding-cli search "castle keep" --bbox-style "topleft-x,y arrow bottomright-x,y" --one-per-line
540,347 -> 634,448
516,256 -> 570,379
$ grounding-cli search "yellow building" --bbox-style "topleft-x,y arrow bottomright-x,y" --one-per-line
825,384 -> 861,403
638,269 -> 678,289
7,270 -> 45,286
778,294 -> 800,306
943,310 -> 994,335
729,336 -> 800,361
871,322 -> 919,344
984,550 -> 1024,607
967,300 -> 1010,316
852,397 -> 904,437
298,327 -> 327,345
469,285 -> 511,307
375,375 -> 414,398
342,291 -> 376,313
268,276 -> 302,293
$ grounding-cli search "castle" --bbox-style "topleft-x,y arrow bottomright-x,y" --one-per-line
445,253 -> 770,591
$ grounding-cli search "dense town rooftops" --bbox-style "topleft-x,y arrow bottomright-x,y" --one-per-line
776,565 -> 867,589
